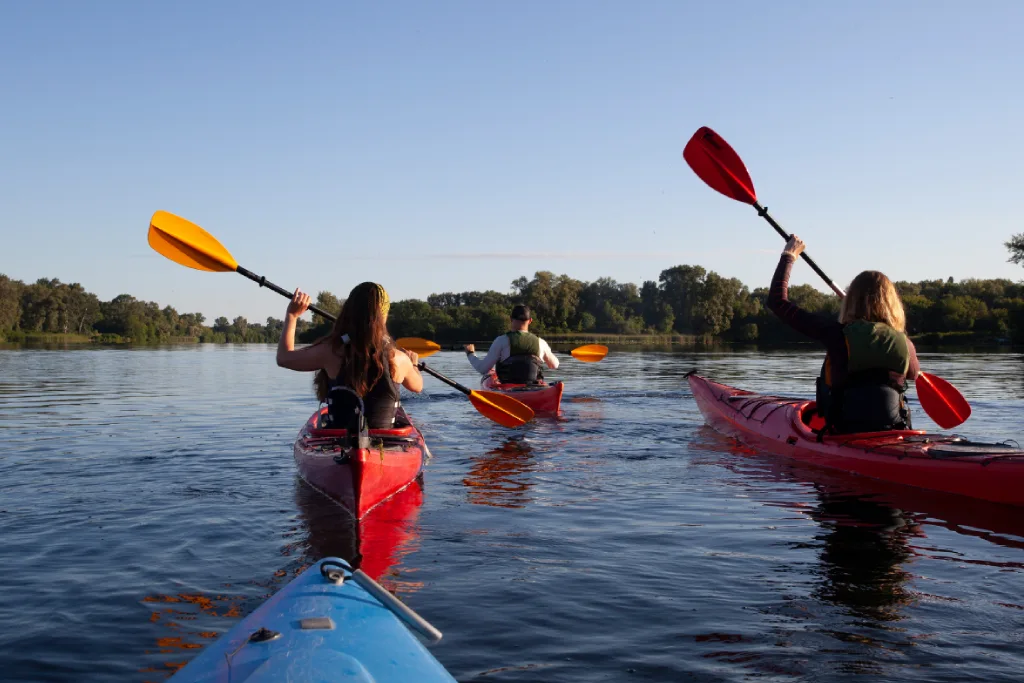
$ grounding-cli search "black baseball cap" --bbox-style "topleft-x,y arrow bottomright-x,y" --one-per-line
511,304 -> 531,321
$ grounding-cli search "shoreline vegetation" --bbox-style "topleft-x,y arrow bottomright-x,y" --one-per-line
3,266 -> 1024,349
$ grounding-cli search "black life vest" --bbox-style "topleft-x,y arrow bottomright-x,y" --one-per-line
815,320 -> 912,434
496,331 -> 545,384
323,349 -> 401,432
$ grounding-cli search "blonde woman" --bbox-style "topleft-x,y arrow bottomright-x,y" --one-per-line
767,236 -> 919,434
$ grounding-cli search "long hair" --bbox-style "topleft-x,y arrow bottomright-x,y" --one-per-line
839,270 -> 906,332
313,282 -> 392,401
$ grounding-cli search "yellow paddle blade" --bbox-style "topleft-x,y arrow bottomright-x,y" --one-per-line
395,337 -> 441,358
468,390 -> 534,428
570,344 -> 609,363
148,211 -> 239,272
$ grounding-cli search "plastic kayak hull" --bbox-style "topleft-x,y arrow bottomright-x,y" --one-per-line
688,373 -> 1024,506
293,409 -> 428,519
481,371 -> 564,414
169,558 -> 455,683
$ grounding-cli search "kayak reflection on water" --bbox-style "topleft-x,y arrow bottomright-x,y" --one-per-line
294,476 -> 426,588
806,491 -> 918,622
694,425 -> 1024,637
462,438 -> 537,509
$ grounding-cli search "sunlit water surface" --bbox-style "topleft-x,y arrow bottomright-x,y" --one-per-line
1,346 -> 1022,682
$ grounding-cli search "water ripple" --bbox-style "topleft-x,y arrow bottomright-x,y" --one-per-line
0,346 -> 1022,681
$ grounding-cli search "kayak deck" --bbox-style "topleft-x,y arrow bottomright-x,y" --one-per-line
293,408 -> 428,519
481,371 -> 564,414
688,373 -> 1024,506
169,558 -> 455,683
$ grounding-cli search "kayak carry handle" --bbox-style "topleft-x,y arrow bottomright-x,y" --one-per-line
351,569 -> 444,643
319,559 -> 443,643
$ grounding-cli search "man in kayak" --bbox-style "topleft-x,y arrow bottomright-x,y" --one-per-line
276,282 -> 423,429
768,236 -> 920,434
463,304 -> 559,384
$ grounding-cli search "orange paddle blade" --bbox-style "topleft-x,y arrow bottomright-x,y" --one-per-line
916,372 -> 971,429
570,344 -> 608,363
683,127 -> 757,205
468,390 -> 534,428
148,211 -> 239,272
395,337 -> 441,358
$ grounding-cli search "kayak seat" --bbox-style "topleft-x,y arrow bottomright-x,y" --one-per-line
310,425 -> 416,439
796,402 -> 926,441
310,406 -> 413,438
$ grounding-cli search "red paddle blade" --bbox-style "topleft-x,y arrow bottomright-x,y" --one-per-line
683,127 -> 757,204
916,372 -> 971,429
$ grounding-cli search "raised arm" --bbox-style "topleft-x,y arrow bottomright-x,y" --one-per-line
766,236 -> 837,343
276,289 -> 329,372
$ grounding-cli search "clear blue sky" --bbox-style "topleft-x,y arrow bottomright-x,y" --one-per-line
2,1 -> 1022,323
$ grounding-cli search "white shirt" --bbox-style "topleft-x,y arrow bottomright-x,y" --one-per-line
467,334 -> 560,374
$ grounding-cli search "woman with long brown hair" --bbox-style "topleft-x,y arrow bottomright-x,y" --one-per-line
768,236 -> 920,434
275,282 -> 422,429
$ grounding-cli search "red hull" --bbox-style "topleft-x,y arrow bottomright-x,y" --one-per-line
292,409 -> 427,519
688,373 -> 1024,506
481,372 -> 564,414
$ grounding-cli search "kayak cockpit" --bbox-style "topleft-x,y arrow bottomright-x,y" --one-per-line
793,401 -> 928,443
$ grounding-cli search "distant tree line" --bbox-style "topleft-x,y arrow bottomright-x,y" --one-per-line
4,255 -> 1024,345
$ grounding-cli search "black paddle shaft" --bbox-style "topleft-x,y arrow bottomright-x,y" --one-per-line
417,363 -> 471,396
235,265 -> 337,321
752,202 -> 845,298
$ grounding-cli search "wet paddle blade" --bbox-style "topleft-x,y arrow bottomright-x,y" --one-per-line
570,344 -> 609,363
683,127 -> 757,205
916,372 -> 971,429
148,211 -> 239,272
394,337 -> 441,358
468,390 -> 535,428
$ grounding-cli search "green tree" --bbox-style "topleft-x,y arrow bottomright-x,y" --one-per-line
693,273 -> 747,335
388,300 -> 437,339
937,295 -> 988,331
1007,234 -> 1024,266
658,265 -> 706,333
313,291 -> 342,326
512,271 -> 583,333
231,316 -> 249,340
0,275 -> 23,333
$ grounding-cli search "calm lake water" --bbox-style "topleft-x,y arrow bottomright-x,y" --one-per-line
1,345 -> 1023,682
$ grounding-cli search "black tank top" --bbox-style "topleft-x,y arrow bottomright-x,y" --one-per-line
329,349 -> 401,429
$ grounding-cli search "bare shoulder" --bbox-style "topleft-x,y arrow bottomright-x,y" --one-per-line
389,346 -> 412,371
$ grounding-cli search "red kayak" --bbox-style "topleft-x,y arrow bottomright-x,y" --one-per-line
293,407 -> 429,519
482,370 -> 564,414
688,373 -> 1024,506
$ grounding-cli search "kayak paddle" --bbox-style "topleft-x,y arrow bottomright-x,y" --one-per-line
415,363 -> 535,428
915,372 -> 972,430
394,337 -> 442,358
148,211 -> 337,321
569,344 -> 608,363
148,212 -> 535,428
393,338 -> 535,427
455,340 -> 609,363
683,128 -> 844,297
682,127 -> 972,428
